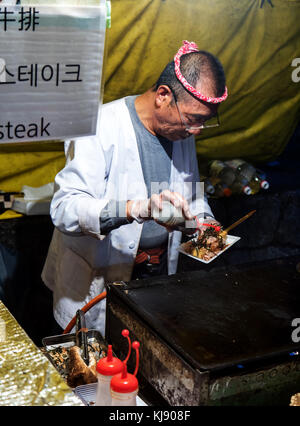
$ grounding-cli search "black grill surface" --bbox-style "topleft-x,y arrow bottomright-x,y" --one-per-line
108,257 -> 300,371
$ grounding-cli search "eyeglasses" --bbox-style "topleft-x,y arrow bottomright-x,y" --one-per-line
171,88 -> 220,130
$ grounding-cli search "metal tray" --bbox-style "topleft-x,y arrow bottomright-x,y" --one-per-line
74,383 -> 147,406
42,329 -> 106,351
42,329 -> 107,384
178,234 -> 241,264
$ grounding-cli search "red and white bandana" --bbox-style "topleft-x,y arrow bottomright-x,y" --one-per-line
174,40 -> 228,104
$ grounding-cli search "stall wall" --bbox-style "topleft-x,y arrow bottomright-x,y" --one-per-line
0,0 -> 300,191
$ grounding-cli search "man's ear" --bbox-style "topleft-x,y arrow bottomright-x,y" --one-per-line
155,85 -> 173,108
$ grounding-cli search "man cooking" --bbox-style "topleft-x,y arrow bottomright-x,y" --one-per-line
42,41 -> 228,336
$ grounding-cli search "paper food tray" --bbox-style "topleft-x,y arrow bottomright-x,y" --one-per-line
178,234 -> 241,264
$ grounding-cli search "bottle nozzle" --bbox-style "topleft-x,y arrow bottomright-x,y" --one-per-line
121,362 -> 128,379
96,344 -> 123,375
122,329 -> 131,363
132,341 -> 140,376
107,344 -> 113,362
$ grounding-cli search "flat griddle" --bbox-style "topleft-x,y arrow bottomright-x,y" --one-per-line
108,256 -> 300,372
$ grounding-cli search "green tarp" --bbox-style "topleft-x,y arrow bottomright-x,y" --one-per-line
1,0 -> 299,191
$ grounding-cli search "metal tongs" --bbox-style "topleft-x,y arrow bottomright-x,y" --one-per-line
75,309 -> 89,366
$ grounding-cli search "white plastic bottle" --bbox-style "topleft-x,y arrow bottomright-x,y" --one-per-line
230,175 -> 252,195
203,177 -> 216,195
249,168 -> 270,194
226,159 -> 269,187
226,159 -> 269,195
213,182 -> 232,198
209,160 -> 237,187
249,175 -> 270,194
110,342 -> 140,406
95,345 -> 123,406
95,329 -> 131,406
225,158 -> 255,181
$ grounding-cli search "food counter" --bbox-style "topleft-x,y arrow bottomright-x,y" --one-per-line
0,300 -> 148,406
0,300 -> 83,406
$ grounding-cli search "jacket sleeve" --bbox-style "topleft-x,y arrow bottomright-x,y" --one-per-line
50,135 -> 110,238
100,200 -> 130,234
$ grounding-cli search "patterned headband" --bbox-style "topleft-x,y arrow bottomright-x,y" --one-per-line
174,40 -> 228,104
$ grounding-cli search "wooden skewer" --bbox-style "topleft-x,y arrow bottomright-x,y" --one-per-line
221,210 -> 256,237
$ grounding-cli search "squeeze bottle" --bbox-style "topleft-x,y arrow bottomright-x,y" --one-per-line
110,341 -> 140,406
95,329 -> 131,406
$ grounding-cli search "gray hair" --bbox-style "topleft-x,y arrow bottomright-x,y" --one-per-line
154,51 -> 226,103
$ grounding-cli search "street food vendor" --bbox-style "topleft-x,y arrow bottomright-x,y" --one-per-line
42,41 -> 228,336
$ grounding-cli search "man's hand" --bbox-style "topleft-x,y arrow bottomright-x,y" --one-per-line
126,190 -> 193,227
150,189 -> 193,222
126,199 -> 150,223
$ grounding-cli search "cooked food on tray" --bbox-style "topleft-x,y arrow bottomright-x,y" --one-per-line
42,340 -> 105,387
183,225 -> 227,261
181,210 -> 256,262
67,345 -> 97,388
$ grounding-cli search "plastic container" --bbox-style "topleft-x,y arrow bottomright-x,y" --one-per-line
249,175 -> 270,194
213,182 -> 232,198
110,341 -> 140,406
209,160 -> 237,186
204,177 -> 215,195
96,372 -> 116,406
225,159 -> 256,181
95,329 -> 131,406
226,159 -> 269,195
230,175 -> 251,195
111,387 -> 138,406
152,200 -> 197,233
249,168 -> 270,194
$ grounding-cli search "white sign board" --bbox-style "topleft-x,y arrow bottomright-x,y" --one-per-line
0,2 -> 106,143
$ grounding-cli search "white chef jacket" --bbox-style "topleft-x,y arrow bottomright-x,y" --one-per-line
42,97 -> 213,337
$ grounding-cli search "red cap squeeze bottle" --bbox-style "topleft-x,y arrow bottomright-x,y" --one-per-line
95,329 -> 131,406
110,341 -> 140,406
